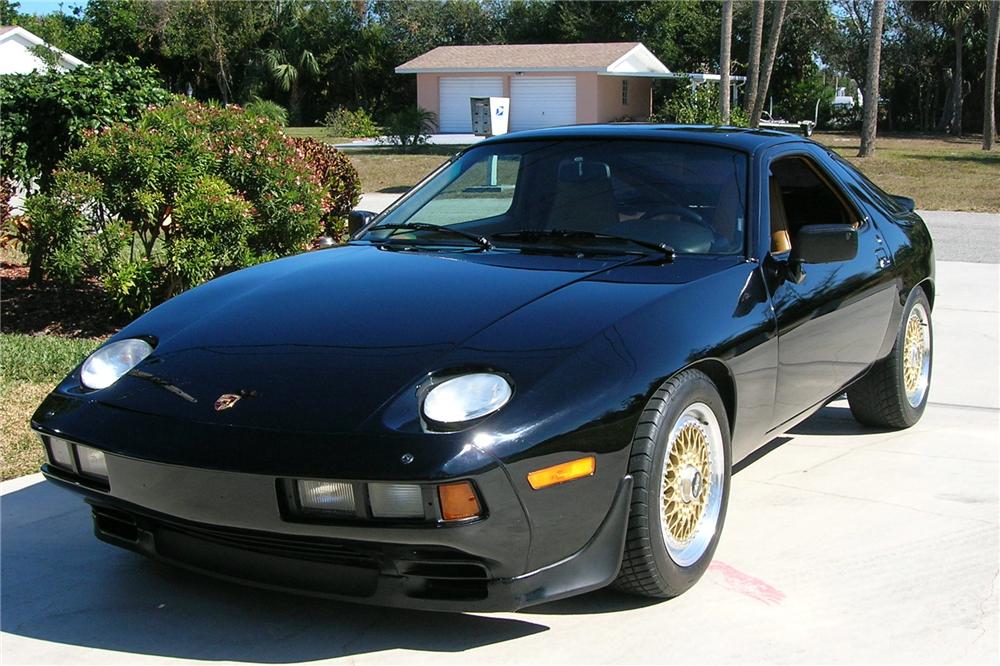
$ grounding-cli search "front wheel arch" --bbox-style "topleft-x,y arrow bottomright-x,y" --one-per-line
676,358 -> 737,439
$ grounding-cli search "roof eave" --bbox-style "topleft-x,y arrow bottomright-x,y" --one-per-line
395,66 -> 610,75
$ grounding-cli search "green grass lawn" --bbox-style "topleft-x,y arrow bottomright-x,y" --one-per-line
0,334 -> 101,479
814,132 -> 1000,213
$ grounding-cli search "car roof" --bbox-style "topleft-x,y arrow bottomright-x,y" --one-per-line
480,123 -> 805,152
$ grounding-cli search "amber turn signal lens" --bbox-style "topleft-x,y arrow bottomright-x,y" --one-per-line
527,456 -> 596,490
438,481 -> 482,521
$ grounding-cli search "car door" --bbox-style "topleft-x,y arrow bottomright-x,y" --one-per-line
762,145 -> 898,429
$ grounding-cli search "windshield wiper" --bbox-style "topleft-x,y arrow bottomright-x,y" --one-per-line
363,223 -> 493,250
491,229 -> 675,261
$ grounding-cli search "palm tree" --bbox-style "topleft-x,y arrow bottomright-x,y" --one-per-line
750,0 -> 788,128
263,47 -> 320,126
719,0 -> 733,123
910,1 -> 983,136
744,0 -> 766,116
984,0 -> 999,150
859,0 -> 886,157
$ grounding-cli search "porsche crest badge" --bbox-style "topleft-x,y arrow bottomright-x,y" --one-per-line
214,394 -> 241,411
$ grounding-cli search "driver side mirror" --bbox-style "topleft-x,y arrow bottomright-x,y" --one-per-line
792,224 -> 858,264
348,210 -> 377,237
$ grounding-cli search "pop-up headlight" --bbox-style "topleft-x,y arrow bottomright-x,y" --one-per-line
422,373 -> 512,425
80,338 -> 154,390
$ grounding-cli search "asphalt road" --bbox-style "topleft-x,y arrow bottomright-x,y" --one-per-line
2,216 -> 997,664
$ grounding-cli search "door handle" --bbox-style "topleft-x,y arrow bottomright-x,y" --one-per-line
875,249 -> 891,269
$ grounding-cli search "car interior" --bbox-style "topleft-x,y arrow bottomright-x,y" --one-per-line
768,156 -> 860,255
383,141 -> 749,256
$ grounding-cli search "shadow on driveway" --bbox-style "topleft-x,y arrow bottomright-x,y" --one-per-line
1,481 -> 548,662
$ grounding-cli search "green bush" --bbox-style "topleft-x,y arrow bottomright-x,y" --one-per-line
244,98 -> 289,126
324,107 -> 380,138
654,82 -> 750,127
385,106 -> 437,149
290,137 -> 361,238
0,59 -> 173,192
22,99 -> 345,314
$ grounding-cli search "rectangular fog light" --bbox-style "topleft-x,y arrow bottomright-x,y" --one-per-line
297,480 -> 356,513
46,436 -> 75,470
76,445 -> 108,481
368,483 -> 424,519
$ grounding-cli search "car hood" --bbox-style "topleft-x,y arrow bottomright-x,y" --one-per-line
90,244 -> 648,432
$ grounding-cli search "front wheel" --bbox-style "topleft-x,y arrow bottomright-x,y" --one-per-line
847,288 -> 932,428
614,369 -> 731,598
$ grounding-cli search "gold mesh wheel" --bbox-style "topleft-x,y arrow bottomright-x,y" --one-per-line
662,422 -> 711,544
903,302 -> 931,408
659,402 -> 725,567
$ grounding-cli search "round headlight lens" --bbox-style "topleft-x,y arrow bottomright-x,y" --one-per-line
422,373 -> 513,424
80,338 -> 154,390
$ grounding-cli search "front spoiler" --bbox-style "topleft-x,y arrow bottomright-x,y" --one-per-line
43,468 -> 632,612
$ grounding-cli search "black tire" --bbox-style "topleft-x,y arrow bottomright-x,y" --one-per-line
614,369 -> 732,598
847,288 -> 932,429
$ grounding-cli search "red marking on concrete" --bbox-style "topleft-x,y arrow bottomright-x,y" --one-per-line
708,561 -> 786,605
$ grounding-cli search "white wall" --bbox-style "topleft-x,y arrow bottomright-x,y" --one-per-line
0,33 -> 79,74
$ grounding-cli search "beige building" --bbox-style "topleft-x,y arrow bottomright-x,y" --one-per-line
395,42 -> 671,133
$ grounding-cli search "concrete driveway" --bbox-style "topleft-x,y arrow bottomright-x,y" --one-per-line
2,227 -> 997,664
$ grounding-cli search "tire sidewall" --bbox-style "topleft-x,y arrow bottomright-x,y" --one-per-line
894,289 -> 933,425
647,373 -> 732,594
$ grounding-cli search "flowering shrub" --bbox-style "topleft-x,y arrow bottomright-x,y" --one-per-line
0,60 -> 173,192
22,100 -> 359,314
290,137 -> 361,238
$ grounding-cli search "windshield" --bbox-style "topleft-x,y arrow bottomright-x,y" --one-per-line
366,140 -> 748,256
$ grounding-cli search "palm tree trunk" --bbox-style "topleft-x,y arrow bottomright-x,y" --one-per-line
859,0 -> 886,157
983,0 -> 999,150
745,0 -> 765,115
750,0 -> 787,128
719,0 -> 733,123
290,77 -> 302,126
951,21 -> 965,136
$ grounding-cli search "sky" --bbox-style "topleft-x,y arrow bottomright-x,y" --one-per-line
17,0 -> 89,16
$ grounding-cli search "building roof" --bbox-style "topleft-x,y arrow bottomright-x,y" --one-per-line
396,42 -> 670,75
0,25 -> 87,71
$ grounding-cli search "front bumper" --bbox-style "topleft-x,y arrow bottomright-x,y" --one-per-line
42,456 -> 632,612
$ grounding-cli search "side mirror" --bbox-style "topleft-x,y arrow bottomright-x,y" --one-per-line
891,195 -> 915,212
348,210 -> 377,237
792,224 -> 858,264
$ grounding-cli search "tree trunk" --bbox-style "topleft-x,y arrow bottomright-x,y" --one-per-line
719,0 -> 733,123
290,76 -> 302,126
745,0 -> 765,115
858,0 -> 886,157
750,0 -> 787,128
951,21 -> 964,136
984,0 -> 999,150
936,68 -> 954,132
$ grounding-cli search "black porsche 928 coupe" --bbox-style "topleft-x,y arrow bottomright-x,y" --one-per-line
33,125 -> 934,611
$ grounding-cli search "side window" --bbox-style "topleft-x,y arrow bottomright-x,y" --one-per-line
768,156 -> 859,254
407,154 -> 521,227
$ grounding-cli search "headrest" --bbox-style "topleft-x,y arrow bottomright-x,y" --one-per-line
558,160 -> 611,183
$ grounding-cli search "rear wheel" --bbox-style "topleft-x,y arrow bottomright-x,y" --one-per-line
847,289 -> 932,428
614,369 -> 731,598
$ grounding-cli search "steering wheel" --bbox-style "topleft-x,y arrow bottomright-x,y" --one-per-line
631,205 -> 720,254
638,204 -> 706,226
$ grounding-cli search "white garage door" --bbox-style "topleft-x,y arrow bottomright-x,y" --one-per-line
438,77 -> 504,133
510,77 -> 576,131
